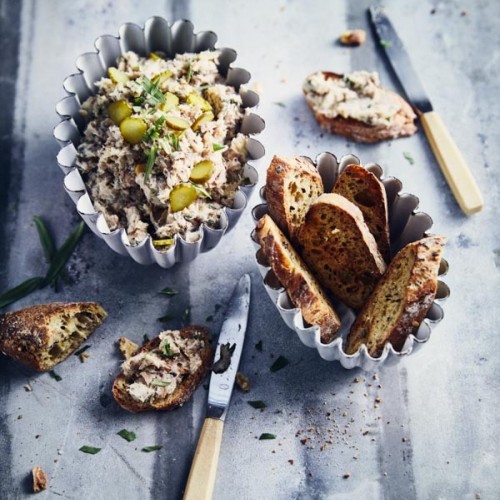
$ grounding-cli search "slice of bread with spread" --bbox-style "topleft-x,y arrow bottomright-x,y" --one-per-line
0,302 -> 107,371
333,164 -> 391,263
297,193 -> 387,310
265,155 -> 324,241
112,326 -> 212,412
345,236 -> 446,357
256,214 -> 341,343
303,71 -> 417,143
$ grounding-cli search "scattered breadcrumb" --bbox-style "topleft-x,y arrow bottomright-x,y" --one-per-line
80,352 -> 90,363
32,467 -> 47,492
343,472 -> 351,479
251,81 -> 264,95
235,372 -> 251,392
288,459 -> 294,465
339,29 -> 366,46
118,337 -> 139,359
23,384 -> 32,392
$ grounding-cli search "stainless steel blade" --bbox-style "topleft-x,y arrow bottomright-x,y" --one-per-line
207,273 -> 251,421
369,6 -> 433,113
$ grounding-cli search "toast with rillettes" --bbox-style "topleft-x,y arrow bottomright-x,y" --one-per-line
0,302 -> 107,371
333,164 -> 391,263
297,193 -> 387,310
112,326 -> 212,412
345,236 -> 446,357
265,155 -> 324,241
256,214 -> 341,343
303,71 -> 417,143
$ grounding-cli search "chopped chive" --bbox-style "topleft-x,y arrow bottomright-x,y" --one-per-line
117,429 -> 136,442
258,433 -> 276,440
205,315 -> 214,322
144,144 -> 158,183
274,102 -> 286,108
255,340 -> 263,352
151,379 -> 170,387
157,314 -> 175,322
33,216 -> 56,263
142,445 -> 162,453
212,143 -> 225,152
403,152 -> 415,165
380,39 -> 392,47
270,356 -> 289,373
79,445 -> 101,455
0,277 -> 46,310
49,370 -> 62,382
74,345 -> 91,357
159,287 -> 178,297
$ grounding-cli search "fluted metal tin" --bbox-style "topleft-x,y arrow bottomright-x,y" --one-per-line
251,153 -> 450,370
55,17 -> 265,267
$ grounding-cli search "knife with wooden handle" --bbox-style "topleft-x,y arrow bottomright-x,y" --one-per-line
369,6 -> 483,216
183,274 -> 251,500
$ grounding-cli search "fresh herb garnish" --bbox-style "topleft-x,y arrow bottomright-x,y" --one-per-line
248,400 -> 266,409
270,356 -> 289,373
255,340 -> 263,352
117,429 -> 136,442
259,433 -> 276,440
74,345 -> 91,357
274,102 -> 286,108
138,76 -> 166,105
44,222 -> 85,285
196,84 -> 210,91
163,342 -> 175,357
0,277 -> 45,310
151,379 -> 170,387
205,315 -> 214,322
189,182 -> 212,199
142,445 -> 162,453
79,446 -> 101,455
49,370 -> 62,382
33,216 -> 56,263
403,152 -> 415,165
143,116 -> 166,143
212,143 -> 226,152
185,61 -> 193,84
380,39 -> 392,47
159,287 -> 178,297
144,144 -> 158,183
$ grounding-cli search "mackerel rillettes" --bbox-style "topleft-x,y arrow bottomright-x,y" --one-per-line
76,50 -> 251,247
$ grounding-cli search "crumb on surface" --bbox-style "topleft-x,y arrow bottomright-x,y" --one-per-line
32,467 -> 47,492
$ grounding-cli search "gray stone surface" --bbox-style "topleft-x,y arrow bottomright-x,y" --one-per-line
0,0 -> 499,499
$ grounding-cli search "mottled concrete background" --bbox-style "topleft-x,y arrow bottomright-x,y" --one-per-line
0,1 -> 499,499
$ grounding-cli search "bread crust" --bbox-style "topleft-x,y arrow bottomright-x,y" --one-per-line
265,155 -> 324,241
256,214 -> 340,343
304,72 -> 417,144
297,193 -> 387,310
112,326 -> 212,412
333,164 -> 391,263
0,302 -> 107,371
345,236 -> 446,357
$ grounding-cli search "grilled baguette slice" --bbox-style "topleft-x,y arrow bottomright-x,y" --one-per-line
112,326 -> 212,412
256,214 -> 340,343
333,164 -> 391,263
303,71 -> 417,143
297,193 -> 387,310
345,236 -> 446,357
265,155 -> 324,241
0,302 -> 107,371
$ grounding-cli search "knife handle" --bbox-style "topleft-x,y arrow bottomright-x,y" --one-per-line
420,111 -> 483,215
183,417 -> 224,500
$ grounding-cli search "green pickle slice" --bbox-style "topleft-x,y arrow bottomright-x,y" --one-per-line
192,111 -> 215,131
169,184 -> 198,212
189,160 -> 214,183
108,67 -> 129,84
108,100 -> 132,125
120,117 -> 147,144
165,115 -> 191,131
186,92 -> 212,112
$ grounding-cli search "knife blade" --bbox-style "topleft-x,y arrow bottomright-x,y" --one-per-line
183,274 -> 251,500
369,6 -> 484,216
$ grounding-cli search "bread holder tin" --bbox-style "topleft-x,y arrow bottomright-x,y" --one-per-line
54,17 -> 265,268
251,152 -> 450,371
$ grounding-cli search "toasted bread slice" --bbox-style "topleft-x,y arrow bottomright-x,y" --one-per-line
333,164 -> 391,262
345,236 -> 446,357
303,71 -> 417,143
265,155 -> 324,241
0,302 -> 107,371
297,193 -> 387,310
112,326 -> 212,412
256,214 -> 340,343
